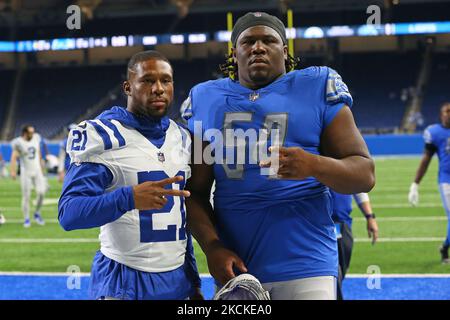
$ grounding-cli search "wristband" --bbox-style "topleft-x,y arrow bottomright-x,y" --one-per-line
364,213 -> 376,220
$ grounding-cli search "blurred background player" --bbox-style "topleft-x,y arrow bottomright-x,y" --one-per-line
409,102 -> 450,263
10,125 -> 46,228
57,123 -> 77,183
331,191 -> 379,300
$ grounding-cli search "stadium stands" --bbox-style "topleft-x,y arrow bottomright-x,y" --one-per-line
421,52 -> 450,126
333,52 -> 421,131
0,70 -> 15,131
3,50 -> 445,139
13,65 -> 125,138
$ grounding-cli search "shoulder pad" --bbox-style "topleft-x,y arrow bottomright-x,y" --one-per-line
66,119 -> 126,164
423,125 -> 436,144
326,67 -> 353,107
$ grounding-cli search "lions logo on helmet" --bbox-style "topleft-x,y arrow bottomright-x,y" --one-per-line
213,274 -> 271,300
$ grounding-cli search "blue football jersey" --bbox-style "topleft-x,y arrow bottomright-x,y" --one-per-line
424,124 -> 450,183
330,190 -> 353,227
183,66 -> 352,282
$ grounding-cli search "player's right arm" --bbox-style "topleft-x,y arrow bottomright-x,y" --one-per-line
186,140 -> 247,285
408,127 -> 436,206
58,121 -> 189,231
182,91 -> 247,285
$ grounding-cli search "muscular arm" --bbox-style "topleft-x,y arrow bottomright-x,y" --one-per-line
185,143 -> 220,254
317,106 -> 375,194
413,148 -> 434,184
185,141 -> 247,285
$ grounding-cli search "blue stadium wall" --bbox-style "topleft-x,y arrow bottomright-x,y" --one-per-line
0,134 -> 424,161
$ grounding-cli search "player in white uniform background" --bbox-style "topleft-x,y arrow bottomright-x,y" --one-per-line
409,102 -> 450,263
10,125 -> 46,228
58,50 -> 202,300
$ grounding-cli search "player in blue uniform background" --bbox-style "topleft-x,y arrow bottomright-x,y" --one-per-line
182,12 -> 375,299
58,51 -> 202,300
409,102 -> 450,263
331,191 -> 379,300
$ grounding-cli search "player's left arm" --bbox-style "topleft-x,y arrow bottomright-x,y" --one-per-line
313,106 -> 375,193
264,106 -> 375,193
354,193 -> 378,244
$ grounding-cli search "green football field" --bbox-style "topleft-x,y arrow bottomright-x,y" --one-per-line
0,157 -> 449,275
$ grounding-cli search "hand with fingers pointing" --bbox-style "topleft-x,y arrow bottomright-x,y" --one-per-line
132,175 -> 191,210
260,146 -> 318,180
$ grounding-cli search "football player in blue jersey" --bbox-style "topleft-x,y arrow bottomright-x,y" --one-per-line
331,191 -> 379,299
182,12 -> 375,300
58,50 -> 202,300
409,102 -> 450,263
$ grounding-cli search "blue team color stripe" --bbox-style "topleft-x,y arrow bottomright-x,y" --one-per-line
88,120 -> 112,150
1,275 -> 450,300
99,119 -> 126,147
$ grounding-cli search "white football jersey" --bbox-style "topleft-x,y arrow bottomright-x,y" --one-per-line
11,133 -> 43,175
67,118 -> 191,273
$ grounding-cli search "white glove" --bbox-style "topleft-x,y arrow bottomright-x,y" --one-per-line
408,182 -> 419,207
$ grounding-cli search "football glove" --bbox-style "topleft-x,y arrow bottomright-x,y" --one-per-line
408,182 -> 419,207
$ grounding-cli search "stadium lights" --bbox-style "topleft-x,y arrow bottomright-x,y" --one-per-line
2,21 -> 450,52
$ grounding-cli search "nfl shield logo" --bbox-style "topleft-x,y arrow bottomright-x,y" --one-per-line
157,152 -> 165,163
249,92 -> 260,102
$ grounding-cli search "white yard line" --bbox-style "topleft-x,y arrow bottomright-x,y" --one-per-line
0,237 -> 444,244
0,272 -> 449,278
353,216 -> 447,221
0,238 -> 99,243
1,203 -> 444,212
355,237 -> 443,242
1,216 -> 446,224
346,274 -> 450,278
3,219 -> 59,223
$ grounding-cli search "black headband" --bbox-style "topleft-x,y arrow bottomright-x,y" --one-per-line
231,12 -> 287,47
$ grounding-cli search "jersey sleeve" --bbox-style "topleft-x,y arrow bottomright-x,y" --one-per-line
66,119 -> 126,164
58,162 -> 134,231
423,126 -> 435,145
11,138 -> 20,152
323,67 -> 353,127
180,88 -> 206,140
180,93 -> 193,123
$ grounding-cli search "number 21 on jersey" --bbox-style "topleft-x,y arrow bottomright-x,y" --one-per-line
137,170 -> 187,243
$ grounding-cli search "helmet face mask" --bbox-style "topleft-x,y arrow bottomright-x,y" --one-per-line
213,274 -> 271,300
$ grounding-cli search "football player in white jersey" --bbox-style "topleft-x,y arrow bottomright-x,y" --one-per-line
10,125 -> 46,228
58,50 -> 202,300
